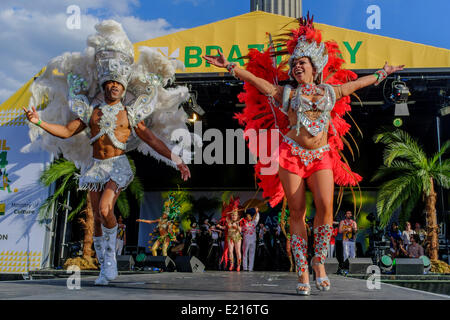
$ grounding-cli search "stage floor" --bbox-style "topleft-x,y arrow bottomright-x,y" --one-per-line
0,271 -> 448,300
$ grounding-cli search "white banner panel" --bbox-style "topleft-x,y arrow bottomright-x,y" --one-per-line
0,122 -> 52,274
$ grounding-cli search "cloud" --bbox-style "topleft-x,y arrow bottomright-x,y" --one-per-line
0,1 -> 185,104
171,0 -> 210,6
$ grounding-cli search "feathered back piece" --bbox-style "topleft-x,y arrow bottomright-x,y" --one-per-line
162,190 -> 192,221
220,195 -> 241,221
235,13 -> 362,212
22,20 -> 201,172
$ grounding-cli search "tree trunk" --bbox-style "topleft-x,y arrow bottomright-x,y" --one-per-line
81,194 -> 94,260
424,178 -> 439,260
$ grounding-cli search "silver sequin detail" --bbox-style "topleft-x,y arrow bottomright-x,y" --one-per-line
78,155 -> 134,192
289,84 -> 336,136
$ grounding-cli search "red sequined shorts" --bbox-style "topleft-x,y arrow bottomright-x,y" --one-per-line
278,136 -> 333,178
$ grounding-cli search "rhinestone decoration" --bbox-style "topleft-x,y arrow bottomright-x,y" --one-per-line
291,234 -> 308,276
289,84 -> 335,137
283,136 -> 330,166
289,35 -> 328,74
313,224 -> 333,264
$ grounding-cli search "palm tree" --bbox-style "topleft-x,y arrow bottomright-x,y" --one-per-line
371,129 -> 450,260
39,156 -> 144,268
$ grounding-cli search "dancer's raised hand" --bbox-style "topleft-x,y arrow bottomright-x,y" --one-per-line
202,49 -> 229,68
383,61 -> 405,75
177,162 -> 191,181
23,106 -> 40,124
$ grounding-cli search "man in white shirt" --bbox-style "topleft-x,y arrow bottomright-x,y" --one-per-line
242,207 -> 260,271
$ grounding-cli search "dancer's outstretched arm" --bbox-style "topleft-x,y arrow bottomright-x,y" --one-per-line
134,121 -> 191,181
203,50 -> 284,103
136,219 -> 158,224
23,106 -> 86,138
335,62 -> 405,99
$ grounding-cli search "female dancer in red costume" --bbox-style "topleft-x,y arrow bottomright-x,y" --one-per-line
204,15 -> 404,295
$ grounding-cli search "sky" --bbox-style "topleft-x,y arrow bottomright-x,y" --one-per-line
1,0 -> 449,104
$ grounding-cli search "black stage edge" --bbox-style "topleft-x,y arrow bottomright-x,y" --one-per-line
0,300 -> 447,319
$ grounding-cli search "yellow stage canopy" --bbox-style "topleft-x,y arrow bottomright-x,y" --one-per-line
135,11 -> 450,73
2,11 -> 450,113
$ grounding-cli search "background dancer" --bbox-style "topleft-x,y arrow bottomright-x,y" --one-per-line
241,207 -> 260,272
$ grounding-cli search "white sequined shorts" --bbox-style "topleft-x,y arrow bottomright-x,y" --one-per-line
78,155 -> 134,193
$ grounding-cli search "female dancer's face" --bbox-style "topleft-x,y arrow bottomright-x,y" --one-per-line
291,57 -> 316,84
231,211 -> 238,221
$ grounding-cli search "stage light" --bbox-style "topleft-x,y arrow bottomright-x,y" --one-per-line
188,91 -> 205,116
188,113 -> 198,123
390,78 -> 410,116
419,255 -> 431,273
440,105 -> 450,117
380,255 -> 393,273
393,118 -> 403,127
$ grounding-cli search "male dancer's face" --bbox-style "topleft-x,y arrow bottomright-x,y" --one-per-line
104,80 -> 125,103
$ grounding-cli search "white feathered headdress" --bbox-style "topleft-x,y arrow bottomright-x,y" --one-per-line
22,20 -> 201,171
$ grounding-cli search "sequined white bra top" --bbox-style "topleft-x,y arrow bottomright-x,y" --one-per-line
89,102 -> 127,150
281,83 -> 336,136
67,73 -> 158,151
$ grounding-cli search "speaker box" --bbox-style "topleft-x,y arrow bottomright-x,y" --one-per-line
144,256 -> 176,272
348,258 -> 373,274
117,255 -> 135,271
123,246 -> 138,256
396,258 -> 424,275
324,258 -> 339,274
174,256 -> 205,273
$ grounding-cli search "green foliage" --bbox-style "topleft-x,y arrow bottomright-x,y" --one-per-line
38,159 -> 79,222
372,129 -> 450,227
39,156 -> 145,221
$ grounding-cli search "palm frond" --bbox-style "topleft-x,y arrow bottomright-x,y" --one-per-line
383,142 -> 427,168
430,140 -> 450,167
371,160 -> 414,182
432,172 -> 450,189
398,187 -> 421,228
116,192 -> 130,218
68,196 -> 87,221
128,176 -> 144,204
40,159 -> 78,186
374,129 -> 427,167
376,174 -> 421,227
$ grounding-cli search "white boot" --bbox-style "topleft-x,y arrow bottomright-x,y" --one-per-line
93,235 -> 109,286
102,224 -> 118,281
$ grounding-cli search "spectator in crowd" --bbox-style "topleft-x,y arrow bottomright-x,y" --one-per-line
205,222 -> 223,270
414,222 -> 427,245
401,221 -> 415,250
393,238 -> 409,258
388,222 -> 402,256
339,211 -> 358,262
199,219 -> 211,262
328,221 -> 339,258
186,222 -> 201,257
254,223 -> 272,271
334,219 -> 344,270
407,234 -> 424,258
